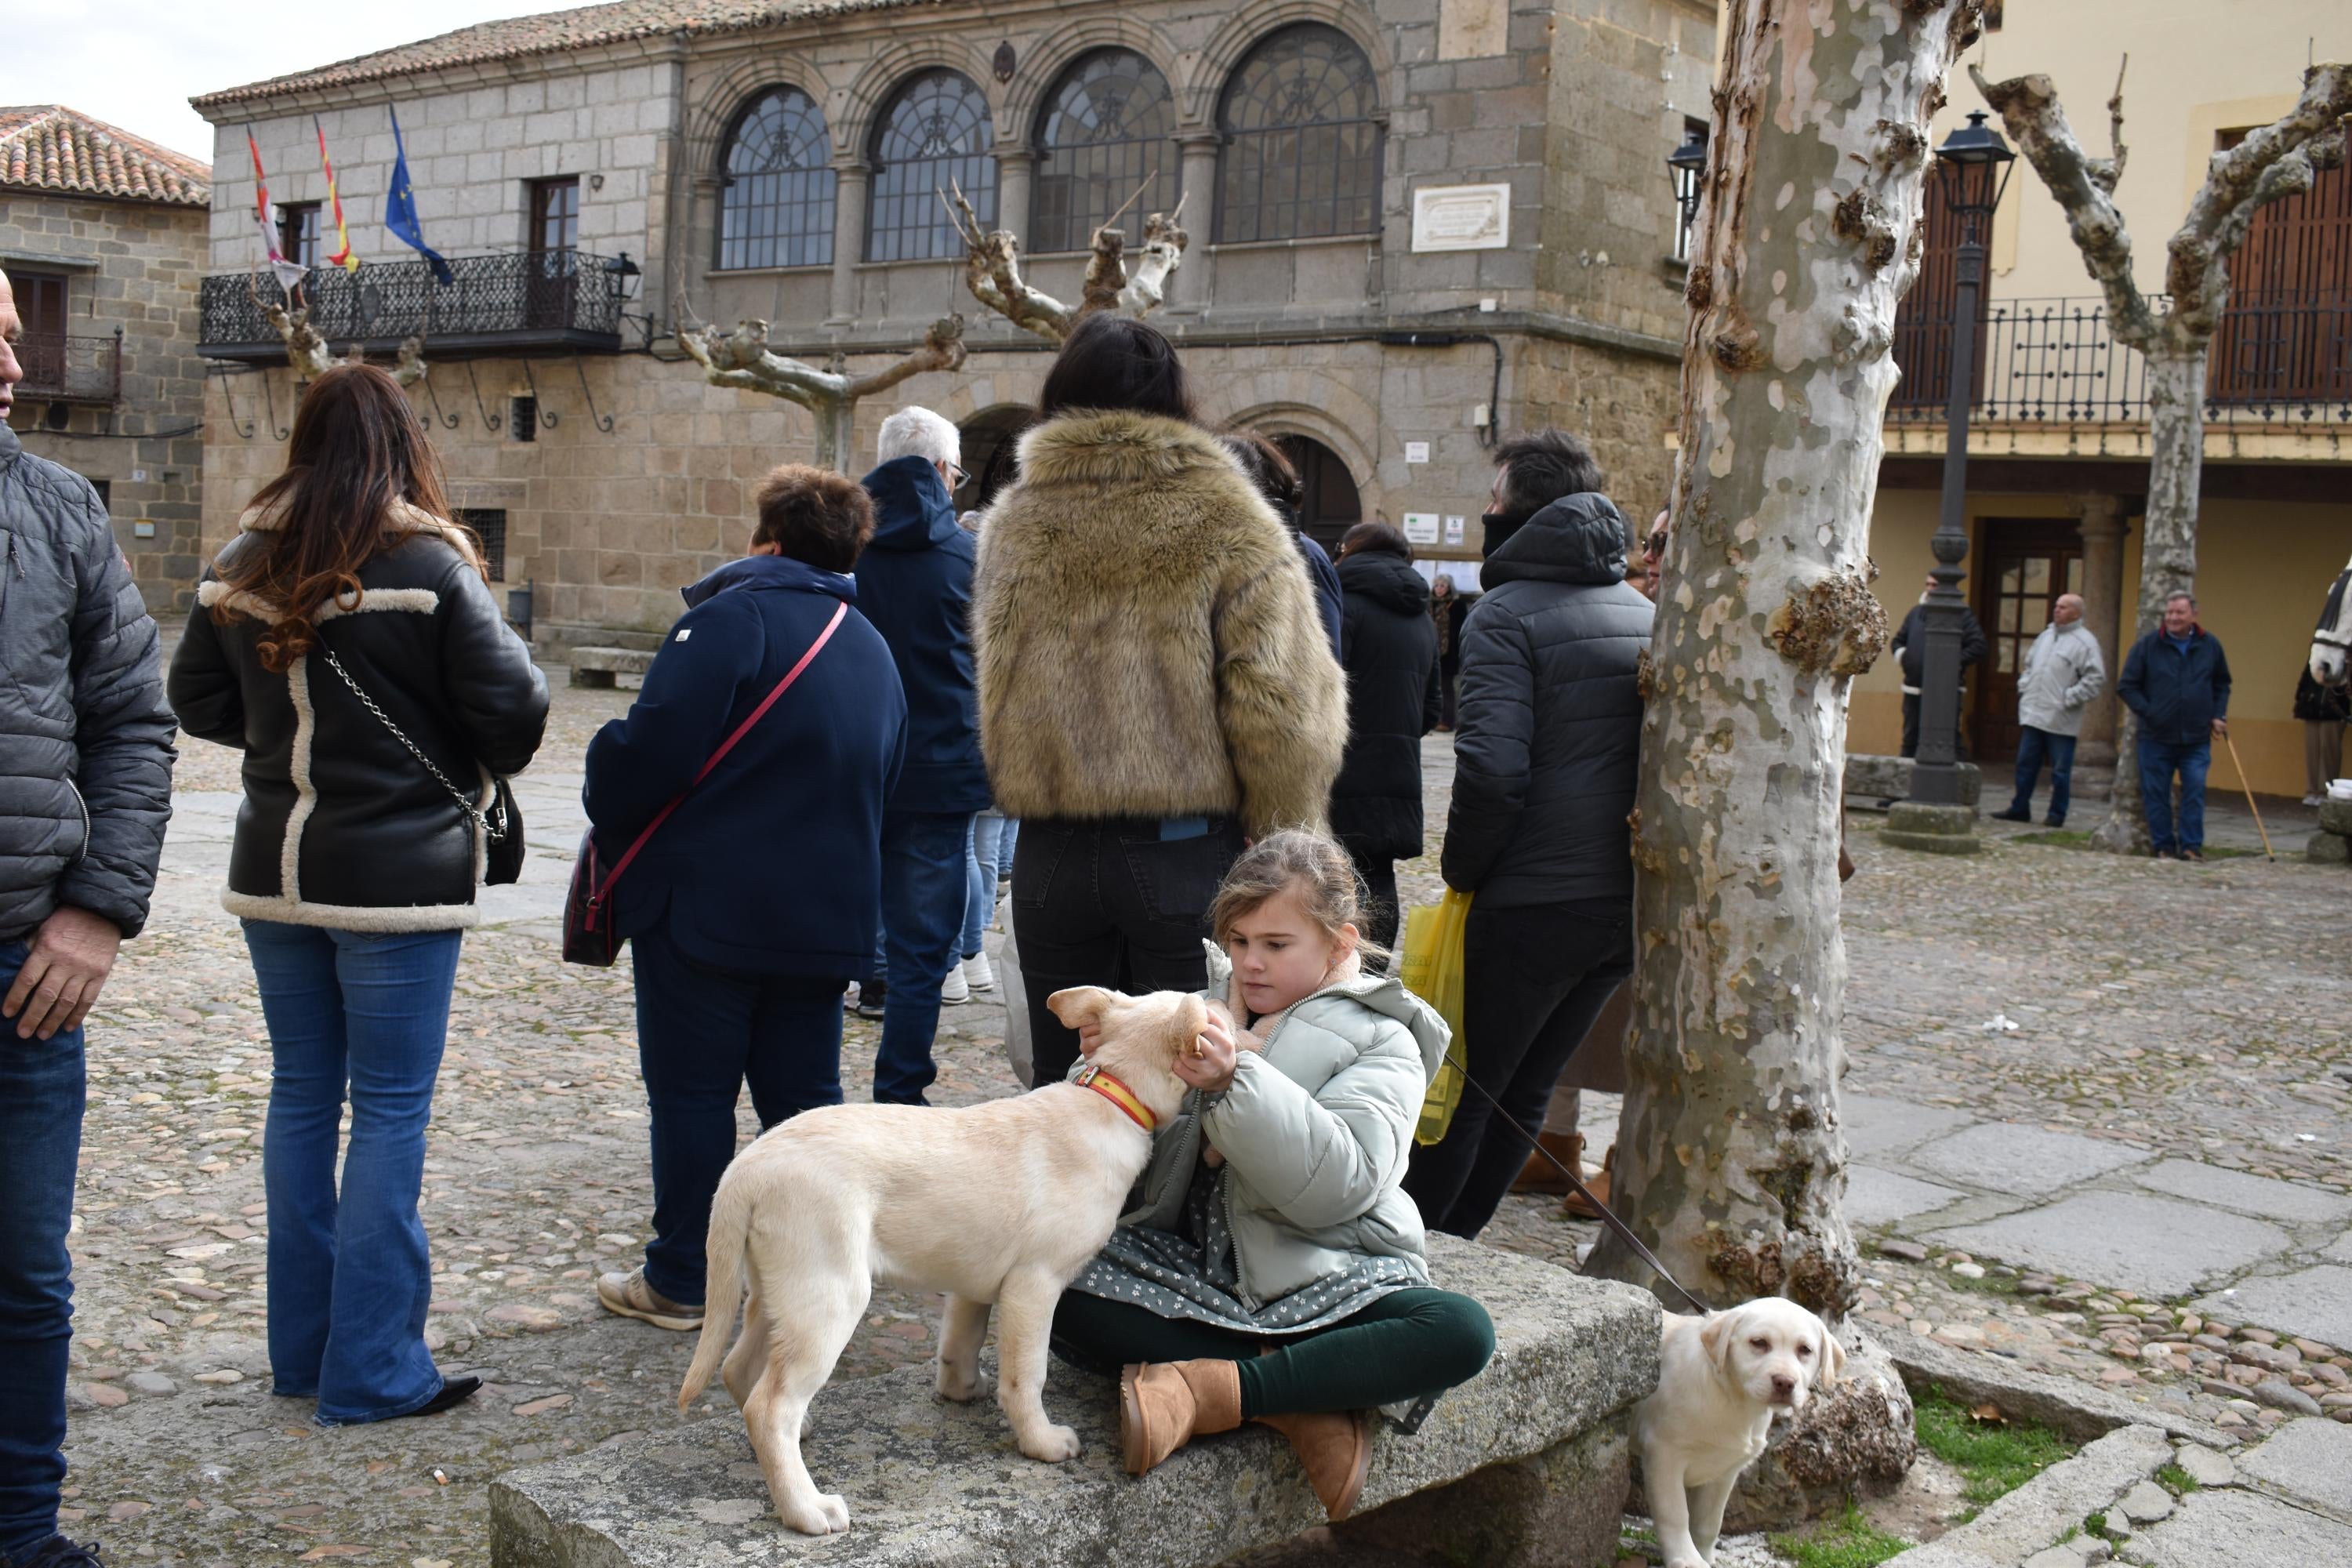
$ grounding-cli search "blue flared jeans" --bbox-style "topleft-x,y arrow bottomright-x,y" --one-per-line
2136,736 -> 2212,855
242,920 -> 463,1425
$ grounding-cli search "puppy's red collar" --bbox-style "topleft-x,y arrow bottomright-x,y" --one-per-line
1073,1063 -> 1156,1133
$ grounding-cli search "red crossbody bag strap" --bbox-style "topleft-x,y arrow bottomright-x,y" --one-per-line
593,599 -> 848,903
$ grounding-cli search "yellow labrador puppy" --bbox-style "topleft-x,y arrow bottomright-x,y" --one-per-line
1633,1298 -> 1846,1568
677,985 -> 1202,1536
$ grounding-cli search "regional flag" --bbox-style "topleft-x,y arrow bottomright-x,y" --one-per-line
245,127 -> 310,295
314,118 -> 359,274
384,106 -> 453,285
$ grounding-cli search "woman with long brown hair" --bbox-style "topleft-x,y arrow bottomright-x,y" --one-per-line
169,364 -> 547,1424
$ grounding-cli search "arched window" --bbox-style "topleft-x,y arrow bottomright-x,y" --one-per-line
1217,26 -> 1382,244
1033,49 -> 1178,253
868,70 -> 995,262
717,86 -> 837,270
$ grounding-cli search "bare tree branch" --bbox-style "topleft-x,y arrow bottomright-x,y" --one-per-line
2096,54 -> 2129,194
2169,60 -> 2352,333
940,176 -> 1189,340
844,314 -> 970,399
944,181 -> 1070,342
675,314 -> 969,470
1117,197 -> 1191,318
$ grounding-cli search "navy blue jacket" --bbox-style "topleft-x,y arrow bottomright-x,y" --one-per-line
2117,625 -> 2232,746
855,456 -> 991,814
584,555 -> 905,975
1298,532 -> 1345,663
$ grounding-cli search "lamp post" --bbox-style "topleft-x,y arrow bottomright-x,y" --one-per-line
1904,111 -> 2014,818
1667,123 -> 1708,261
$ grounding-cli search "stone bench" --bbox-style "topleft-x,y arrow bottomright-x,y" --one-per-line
488,1234 -> 1659,1568
569,647 -> 655,688
1844,754 -> 1982,810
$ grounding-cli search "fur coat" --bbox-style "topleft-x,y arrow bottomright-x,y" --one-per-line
972,411 -> 1346,837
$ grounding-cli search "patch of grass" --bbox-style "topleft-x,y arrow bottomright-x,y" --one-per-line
1769,1501 -> 1913,1568
1913,1387 -> 2078,1507
2013,829 -> 2256,861
2085,1510 -> 2112,1538
2157,1462 -> 2200,1497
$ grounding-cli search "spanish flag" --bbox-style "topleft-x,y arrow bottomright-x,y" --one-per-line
314,118 -> 359,274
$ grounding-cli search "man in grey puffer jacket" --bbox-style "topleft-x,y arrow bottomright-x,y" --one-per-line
1,267 -> 176,1568
1400,430 -> 1652,1239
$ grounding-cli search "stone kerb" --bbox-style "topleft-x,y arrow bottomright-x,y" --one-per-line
488,1235 -> 1660,1568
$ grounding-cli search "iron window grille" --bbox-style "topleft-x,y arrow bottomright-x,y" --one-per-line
867,69 -> 995,263
1215,25 -> 1382,245
1032,49 -> 1179,253
460,508 -> 509,581
718,86 -> 837,270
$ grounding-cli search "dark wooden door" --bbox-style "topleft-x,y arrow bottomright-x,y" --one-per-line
1973,519 -> 2085,759
525,178 -> 582,330
13,272 -> 69,394
1889,191 -> 1994,412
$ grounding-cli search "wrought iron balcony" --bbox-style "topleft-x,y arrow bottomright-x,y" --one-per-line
1889,292 -> 2352,426
198,249 -> 628,363
14,329 -> 122,405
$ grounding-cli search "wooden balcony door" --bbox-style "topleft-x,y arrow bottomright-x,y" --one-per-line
1973,519 -> 2084,760
13,272 -> 69,394
2210,148 -> 2349,404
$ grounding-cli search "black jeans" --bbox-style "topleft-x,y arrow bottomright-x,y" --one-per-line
1900,691 -> 1970,761
1013,816 -> 1245,1087
1401,901 -> 1634,1238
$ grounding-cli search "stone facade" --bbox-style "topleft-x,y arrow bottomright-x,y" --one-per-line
195,0 -> 1716,644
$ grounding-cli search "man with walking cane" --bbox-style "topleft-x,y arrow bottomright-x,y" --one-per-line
2117,590 -> 2232,862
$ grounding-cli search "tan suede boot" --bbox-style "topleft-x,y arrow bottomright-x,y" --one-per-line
1254,1409 -> 1374,1522
1118,1359 -> 1243,1475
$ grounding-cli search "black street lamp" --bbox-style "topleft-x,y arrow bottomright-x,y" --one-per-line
1667,124 -> 1709,260
1906,110 -> 2015,811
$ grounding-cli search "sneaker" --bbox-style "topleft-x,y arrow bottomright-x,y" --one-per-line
597,1267 -> 703,1331
941,964 -> 971,1005
1991,808 -> 2031,822
2154,848 -> 2178,860
960,950 -> 996,993
855,979 -> 887,1020
14,1538 -> 107,1568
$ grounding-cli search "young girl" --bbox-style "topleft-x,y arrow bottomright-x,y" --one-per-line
1049,830 -> 1494,1521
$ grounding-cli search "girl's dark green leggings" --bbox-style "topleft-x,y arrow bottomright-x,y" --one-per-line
1049,1287 -> 1495,1419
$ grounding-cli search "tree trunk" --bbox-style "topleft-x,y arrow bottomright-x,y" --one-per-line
811,397 -> 855,475
2092,343 -> 2204,853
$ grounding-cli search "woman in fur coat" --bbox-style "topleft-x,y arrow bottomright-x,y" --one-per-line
972,316 -> 1347,1084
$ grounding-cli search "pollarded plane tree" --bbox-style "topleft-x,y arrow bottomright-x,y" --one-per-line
1971,58 -> 2352,852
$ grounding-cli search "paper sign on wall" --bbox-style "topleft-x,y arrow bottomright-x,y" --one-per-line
1404,441 -> 1431,464
1443,515 -> 1466,545
1403,513 -> 1441,545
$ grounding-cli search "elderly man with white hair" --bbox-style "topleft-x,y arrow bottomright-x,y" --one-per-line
853,406 -> 990,1103
1994,590 -> 2106,828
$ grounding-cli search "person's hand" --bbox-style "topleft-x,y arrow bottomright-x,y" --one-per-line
2212,717 -> 2228,736
1077,1020 -> 1103,1058
5,906 -> 123,1041
1178,1012 -> 1239,1094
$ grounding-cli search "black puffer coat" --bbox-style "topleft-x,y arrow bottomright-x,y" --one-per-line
1331,550 -> 1441,859
169,503 -> 549,931
1442,492 -> 1653,908
0,424 -> 176,940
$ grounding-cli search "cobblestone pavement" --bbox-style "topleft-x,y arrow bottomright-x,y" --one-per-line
50,678 -> 2352,1564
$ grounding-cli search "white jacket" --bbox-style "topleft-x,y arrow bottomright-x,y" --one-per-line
2016,620 -> 2106,737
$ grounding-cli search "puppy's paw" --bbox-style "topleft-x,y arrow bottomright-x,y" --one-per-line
935,1363 -> 988,1403
1664,1555 -> 1708,1568
1018,1422 -> 1082,1463
779,1493 -> 851,1535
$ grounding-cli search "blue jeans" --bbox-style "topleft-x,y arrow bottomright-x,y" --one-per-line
961,813 -> 1014,959
2137,735 -> 2212,853
873,809 -> 971,1106
631,919 -> 844,1306
0,940 -> 84,1559
241,920 -> 463,1426
2009,726 -> 2080,823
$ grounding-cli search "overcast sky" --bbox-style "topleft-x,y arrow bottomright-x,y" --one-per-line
16,2 -> 568,163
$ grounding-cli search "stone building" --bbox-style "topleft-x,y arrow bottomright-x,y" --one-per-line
190,0 -> 1719,651
2,105 -> 212,611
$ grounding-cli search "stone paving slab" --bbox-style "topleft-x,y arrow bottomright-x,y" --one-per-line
2235,1417 -> 2352,1516
1905,1123 -> 2155,1198
1842,1095 -> 1978,1162
2130,1159 -> 2352,1225
2194,1265 -> 2352,1355
2117,1485 -> 2350,1568
1846,1166 -> 1969,1230
1876,1425 -> 2171,1568
1928,1192 -> 2291,1300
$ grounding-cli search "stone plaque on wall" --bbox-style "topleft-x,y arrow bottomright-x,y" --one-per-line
1411,184 -> 1510,252
1438,0 -> 1509,60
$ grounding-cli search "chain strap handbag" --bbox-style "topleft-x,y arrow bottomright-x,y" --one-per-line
316,641 -> 525,886
564,600 -> 848,967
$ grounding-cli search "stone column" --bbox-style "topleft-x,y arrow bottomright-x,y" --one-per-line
2075,493 -> 2128,768
993,145 -> 1033,250
829,159 -> 869,325
1173,132 -> 1222,311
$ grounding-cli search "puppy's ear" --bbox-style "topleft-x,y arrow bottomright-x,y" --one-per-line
1172,994 -> 1209,1058
1697,1308 -> 1742,1376
1817,1327 -> 1847,1389
1047,986 -> 1118,1031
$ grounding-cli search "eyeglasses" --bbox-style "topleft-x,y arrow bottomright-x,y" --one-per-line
949,464 -> 970,488
1645,531 -> 1668,557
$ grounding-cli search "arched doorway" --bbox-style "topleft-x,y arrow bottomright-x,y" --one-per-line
956,406 -> 1033,513
1271,433 -> 1363,554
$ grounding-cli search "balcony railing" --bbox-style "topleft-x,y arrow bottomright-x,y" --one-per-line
198,249 -> 627,363
14,329 -> 122,405
1889,292 -> 2352,426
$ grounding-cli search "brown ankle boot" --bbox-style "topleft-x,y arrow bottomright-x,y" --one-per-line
1119,1359 -> 1243,1475
1512,1131 -> 1584,1194
1254,1409 -> 1374,1522
1563,1142 -> 1615,1220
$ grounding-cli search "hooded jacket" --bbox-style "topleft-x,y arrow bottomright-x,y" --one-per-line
584,554 -> 906,975
2118,624 -> 2231,747
1443,492 -> 1653,907
1332,549 -> 1442,859
169,502 -> 546,931
854,456 -> 989,815
1105,942 -> 1447,1308
973,411 -> 1346,837
1891,599 -> 1990,695
2014,618 -> 2106,737
0,423 -> 176,941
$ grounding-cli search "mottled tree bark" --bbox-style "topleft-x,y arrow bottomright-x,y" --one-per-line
675,314 -> 968,472
1975,60 -> 2352,852
944,182 -> 1189,343
262,301 -> 427,388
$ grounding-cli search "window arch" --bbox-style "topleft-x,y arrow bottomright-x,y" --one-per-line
868,69 -> 995,262
1033,49 -> 1178,254
717,86 -> 837,270
1216,25 -> 1382,244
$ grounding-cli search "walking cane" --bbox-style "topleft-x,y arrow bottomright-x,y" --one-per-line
2220,728 -> 2276,861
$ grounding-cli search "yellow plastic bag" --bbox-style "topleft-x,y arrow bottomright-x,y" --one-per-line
1399,888 -> 1472,1145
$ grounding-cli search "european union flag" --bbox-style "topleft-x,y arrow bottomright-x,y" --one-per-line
385,106 -> 452,285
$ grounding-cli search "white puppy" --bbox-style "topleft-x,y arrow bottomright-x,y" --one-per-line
677,985 -> 1202,1536
1632,1298 -> 1847,1568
